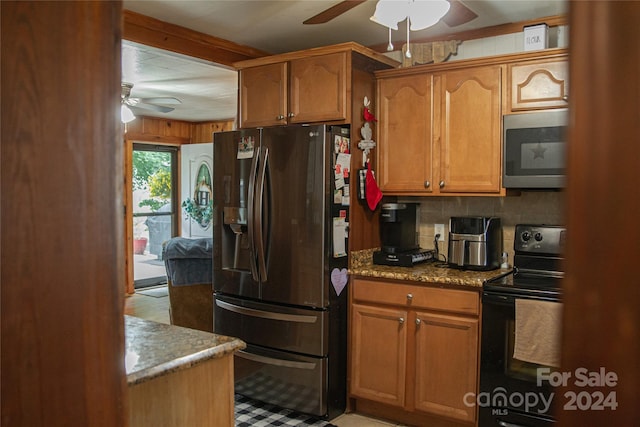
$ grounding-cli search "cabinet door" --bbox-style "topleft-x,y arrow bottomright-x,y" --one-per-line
350,303 -> 407,407
377,74 -> 433,193
289,52 -> 348,123
413,311 -> 478,423
509,58 -> 569,111
239,63 -> 288,128
439,65 -> 502,193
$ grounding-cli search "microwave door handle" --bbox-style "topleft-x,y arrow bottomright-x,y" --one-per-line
247,147 -> 260,282
255,146 -> 269,282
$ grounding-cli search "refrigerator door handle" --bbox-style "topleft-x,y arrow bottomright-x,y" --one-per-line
236,350 -> 317,370
215,299 -> 318,323
247,146 -> 260,282
255,146 -> 269,281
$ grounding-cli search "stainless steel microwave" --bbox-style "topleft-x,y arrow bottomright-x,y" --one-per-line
503,109 -> 568,188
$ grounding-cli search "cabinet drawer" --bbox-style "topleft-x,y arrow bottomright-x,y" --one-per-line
352,279 -> 479,316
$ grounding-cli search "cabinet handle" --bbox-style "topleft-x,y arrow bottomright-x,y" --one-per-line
398,317 -> 405,324
406,293 -> 413,301
562,95 -> 569,102
424,180 -> 430,188
276,115 -> 285,121
288,112 -> 295,118
439,180 -> 445,188
416,318 -> 421,326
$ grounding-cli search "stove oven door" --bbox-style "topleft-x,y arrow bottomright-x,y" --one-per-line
479,291 -> 561,427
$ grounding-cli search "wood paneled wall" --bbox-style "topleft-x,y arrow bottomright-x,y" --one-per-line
1,2 -> 127,426
124,116 -> 235,144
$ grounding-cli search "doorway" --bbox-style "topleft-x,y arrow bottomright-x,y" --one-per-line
132,143 -> 178,289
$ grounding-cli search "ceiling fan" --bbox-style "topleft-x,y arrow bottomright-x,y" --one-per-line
303,0 -> 477,27
121,82 -> 182,114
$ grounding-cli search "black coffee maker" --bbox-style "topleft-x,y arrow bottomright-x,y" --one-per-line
373,203 -> 434,267
379,203 -> 419,253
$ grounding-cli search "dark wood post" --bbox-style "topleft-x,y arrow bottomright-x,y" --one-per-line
1,1 -> 127,426
561,1 -> 640,425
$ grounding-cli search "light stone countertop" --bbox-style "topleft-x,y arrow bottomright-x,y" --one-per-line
349,248 -> 512,288
124,315 -> 245,386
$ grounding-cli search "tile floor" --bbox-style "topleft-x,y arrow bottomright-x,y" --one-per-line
125,292 -> 407,426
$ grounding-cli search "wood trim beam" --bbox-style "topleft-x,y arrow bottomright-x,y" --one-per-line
123,10 -> 270,68
368,14 -> 568,53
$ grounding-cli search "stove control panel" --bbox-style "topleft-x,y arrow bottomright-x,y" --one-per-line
515,224 -> 566,255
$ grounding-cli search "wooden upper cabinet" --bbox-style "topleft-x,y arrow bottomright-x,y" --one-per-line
508,57 -> 569,111
239,62 -> 288,128
438,65 -> 503,194
289,52 -> 348,124
238,52 -> 349,128
376,65 -> 503,196
377,74 -> 434,193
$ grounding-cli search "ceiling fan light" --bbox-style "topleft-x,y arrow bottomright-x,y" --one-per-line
409,0 -> 451,30
370,0 -> 410,30
121,104 -> 136,123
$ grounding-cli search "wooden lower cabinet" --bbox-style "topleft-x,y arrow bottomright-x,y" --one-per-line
350,304 -> 408,407
350,278 -> 480,426
128,355 -> 235,427
414,311 -> 478,422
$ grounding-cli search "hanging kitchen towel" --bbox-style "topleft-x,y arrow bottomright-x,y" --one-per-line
513,299 -> 563,367
357,168 -> 367,200
365,162 -> 382,211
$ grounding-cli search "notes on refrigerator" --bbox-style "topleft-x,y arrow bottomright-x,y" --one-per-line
332,217 -> 348,258
335,153 -> 350,176
236,136 -> 255,159
334,152 -> 351,206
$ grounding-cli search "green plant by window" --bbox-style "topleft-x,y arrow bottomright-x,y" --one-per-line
139,169 -> 171,211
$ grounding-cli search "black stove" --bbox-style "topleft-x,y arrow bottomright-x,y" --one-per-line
479,224 -> 566,427
484,224 -> 566,300
485,271 -> 562,300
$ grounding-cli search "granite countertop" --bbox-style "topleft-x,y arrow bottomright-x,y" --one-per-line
124,315 -> 245,386
349,249 -> 512,288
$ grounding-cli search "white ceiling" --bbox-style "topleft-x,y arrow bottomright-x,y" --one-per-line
121,0 -> 568,122
122,41 -> 238,122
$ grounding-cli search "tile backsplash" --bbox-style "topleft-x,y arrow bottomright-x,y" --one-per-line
401,191 -> 565,266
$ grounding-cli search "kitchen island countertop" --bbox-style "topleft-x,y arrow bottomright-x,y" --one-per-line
350,248 -> 511,288
124,315 -> 245,386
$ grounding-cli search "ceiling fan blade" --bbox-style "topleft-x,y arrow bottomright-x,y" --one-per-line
303,0 -> 367,25
138,97 -> 182,105
442,0 -> 478,27
131,103 -> 175,114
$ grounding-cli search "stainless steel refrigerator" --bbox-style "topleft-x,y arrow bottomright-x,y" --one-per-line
212,124 -> 351,419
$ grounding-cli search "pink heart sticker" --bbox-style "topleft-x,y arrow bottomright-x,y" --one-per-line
330,268 -> 348,296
